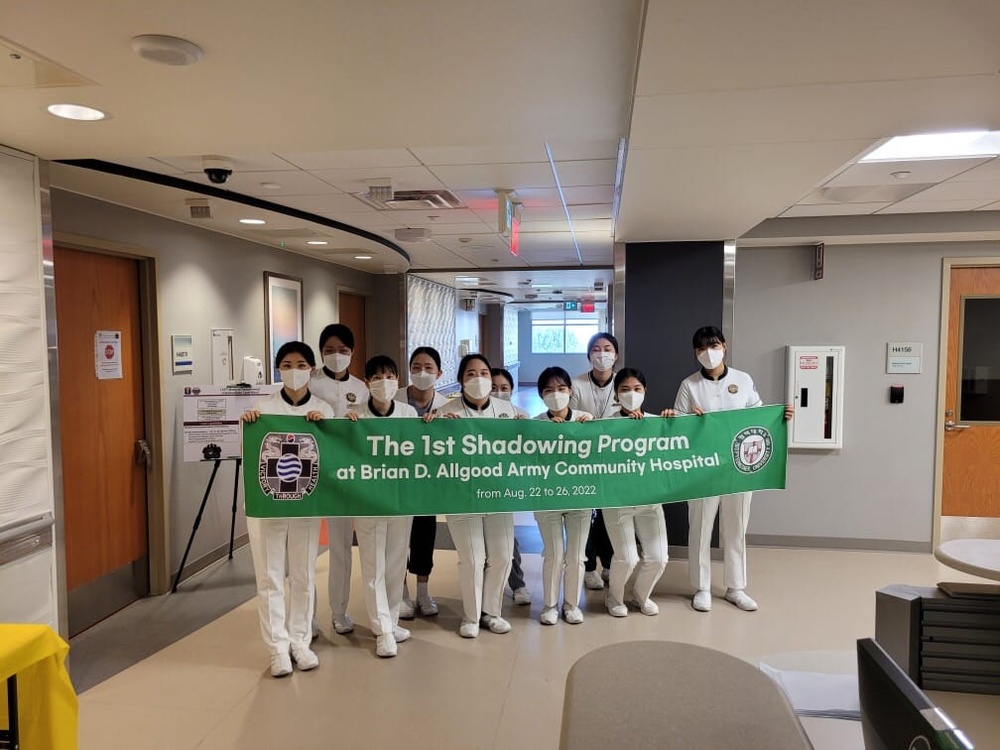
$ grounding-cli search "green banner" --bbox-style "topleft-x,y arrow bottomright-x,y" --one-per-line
242,405 -> 787,518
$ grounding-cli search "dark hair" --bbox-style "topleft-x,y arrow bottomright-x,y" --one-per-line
692,326 -> 725,350
458,353 -> 491,380
587,332 -> 619,354
365,355 -> 398,380
409,346 -> 442,371
490,367 -> 514,389
275,341 -> 316,369
536,366 -> 572,395
613,367 -> 646,391
319,323 -> 355,352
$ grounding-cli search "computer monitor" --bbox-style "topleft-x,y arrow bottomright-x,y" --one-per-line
858,638 -> 974,750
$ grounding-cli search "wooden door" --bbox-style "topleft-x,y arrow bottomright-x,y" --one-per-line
54,247 -> 148,630
942,266 -> 1000,518
338,291 -> 367,379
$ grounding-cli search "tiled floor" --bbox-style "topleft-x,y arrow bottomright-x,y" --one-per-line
76,546 -> 998,749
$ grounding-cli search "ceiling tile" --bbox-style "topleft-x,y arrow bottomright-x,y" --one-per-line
409,144 -> 547,166
112,157 -> 185,174
546,139 -> 621,161
903,180 -> 1000,202
879,199 -> 993,214
156,154 -> 296,172
824,158 -> 992,188
278,193 -> 378,217
950,157 -> 1000,182
278,149 -> 421,170
562,186 -> 615,204
554,160 -> 616,187
218,170 -> 344,197
427,163 -> 556,191
388,208 -> 487,226
781,202 -> 891,217
310,165 -> 445,193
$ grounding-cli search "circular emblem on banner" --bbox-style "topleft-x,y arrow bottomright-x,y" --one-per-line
728,384 -> 739,394
731,426 -> 772,473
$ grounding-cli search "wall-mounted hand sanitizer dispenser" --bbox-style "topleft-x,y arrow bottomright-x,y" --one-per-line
786,346 -> 845,449
242,356 -> 264,386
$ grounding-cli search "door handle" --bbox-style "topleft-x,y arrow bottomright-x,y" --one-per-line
944,420 -> 970,432
134,438 -> 152,465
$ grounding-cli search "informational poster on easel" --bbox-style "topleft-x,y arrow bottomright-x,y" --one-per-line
182,384 -> 279,462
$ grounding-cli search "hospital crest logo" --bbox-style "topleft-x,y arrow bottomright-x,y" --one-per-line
731,427 -> 772,474
258,432 -> 320,500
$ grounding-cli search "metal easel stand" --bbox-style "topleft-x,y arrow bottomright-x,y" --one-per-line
0,675 -> 18,750
171,457 -> 242,593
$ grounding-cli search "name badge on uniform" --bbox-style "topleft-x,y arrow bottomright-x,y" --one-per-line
728,384 -> 739,394
346,392 -> 357,403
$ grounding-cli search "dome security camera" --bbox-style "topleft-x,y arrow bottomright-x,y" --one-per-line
202,157 -> 234,185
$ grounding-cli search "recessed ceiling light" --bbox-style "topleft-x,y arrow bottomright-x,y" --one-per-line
259,182 -> 283,190
307,240 -> 329,246
354,255 -> 373,260
860,131 -> 1000,162
239,218 -> 266,225
46,103 -> 107,121
890,170 -> 912,180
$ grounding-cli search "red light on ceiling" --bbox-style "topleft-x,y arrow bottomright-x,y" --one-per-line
581,301 -> 595,313
509,215 -> 520,256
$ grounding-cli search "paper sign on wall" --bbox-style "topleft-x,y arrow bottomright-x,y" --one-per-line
886,342 -> 922,374
94,330 -> 122,380
172,334 -> 194,374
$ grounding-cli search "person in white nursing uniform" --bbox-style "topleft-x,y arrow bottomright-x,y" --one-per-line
570,333 -> 618,591
532,366 -> 594,625
241,341 -> 333,677
438,353 -> 519,638
309,323 -> 367,635
346,355 -> 418,658
671,325 -> 792,614
395,346 -> 448,620
601,367 -> 669,618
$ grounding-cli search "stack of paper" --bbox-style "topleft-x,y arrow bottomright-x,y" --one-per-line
758,662 -> 861,720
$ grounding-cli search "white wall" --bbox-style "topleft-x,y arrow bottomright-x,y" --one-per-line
0,147 -> 58,628
51,190 -> 377,576
736,241 -> 1000,548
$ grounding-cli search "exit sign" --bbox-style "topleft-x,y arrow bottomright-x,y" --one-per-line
581,302 -> 595,313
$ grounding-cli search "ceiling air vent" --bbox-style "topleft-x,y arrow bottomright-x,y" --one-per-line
394,227 -> 433,243
186,198 -> 212,219
358,188 -> 464,211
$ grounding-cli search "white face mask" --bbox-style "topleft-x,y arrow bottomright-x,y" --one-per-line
697,347 -> 725,370
281,368 -> 312,391
543,391 -> 571,413
590,352 -> 616,372
464,376 -> 493,400
369,379 -> 398,403
618,390 -> 645,412
324,353 -> 352,374
491,390 -> 512,401
410,370 -> 437,391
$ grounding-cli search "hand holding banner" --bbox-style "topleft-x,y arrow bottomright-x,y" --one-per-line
241,405 -> 787,518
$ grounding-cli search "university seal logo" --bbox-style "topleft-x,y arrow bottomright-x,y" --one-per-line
731,426 -> 772,474
258,432 -> 320,500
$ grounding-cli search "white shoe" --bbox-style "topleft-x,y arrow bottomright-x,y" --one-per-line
399,593 -> 415,621
692,590 -> 712,612
416,594 -> 439,616
376,633 -> 397,658
563,605 -> 584,624
540,607 -> 559,625
512,587 -> 532,606
584,570 -> 605,590
290,645 -> 319,671
270,651 -> 292,678
629,597 -> 659,616
392,625 -> 411,643
725,589 -> 758,611
606,598 -> 628,618
601,568 -> 610,583
332,614 -> 354,634
481,615 -> 512,634
458,620 -> 480,638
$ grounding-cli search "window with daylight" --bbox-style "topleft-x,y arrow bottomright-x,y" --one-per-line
530,309 -> 601,354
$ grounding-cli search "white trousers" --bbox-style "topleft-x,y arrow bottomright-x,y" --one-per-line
326,516 -> 354,618
688,492 -> 752,592
603,504 -> 668,607
533,509 -> 591,610
355,516 -> 413,636
445,513 -> 514,623
247,516 -> 320,655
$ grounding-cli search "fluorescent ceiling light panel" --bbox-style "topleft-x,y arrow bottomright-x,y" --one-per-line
455,276 -> 479,283
354,255 -> 372,260
46,103 -> 107,121
239,218 -> 266,225
861,131 -> 1000,162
